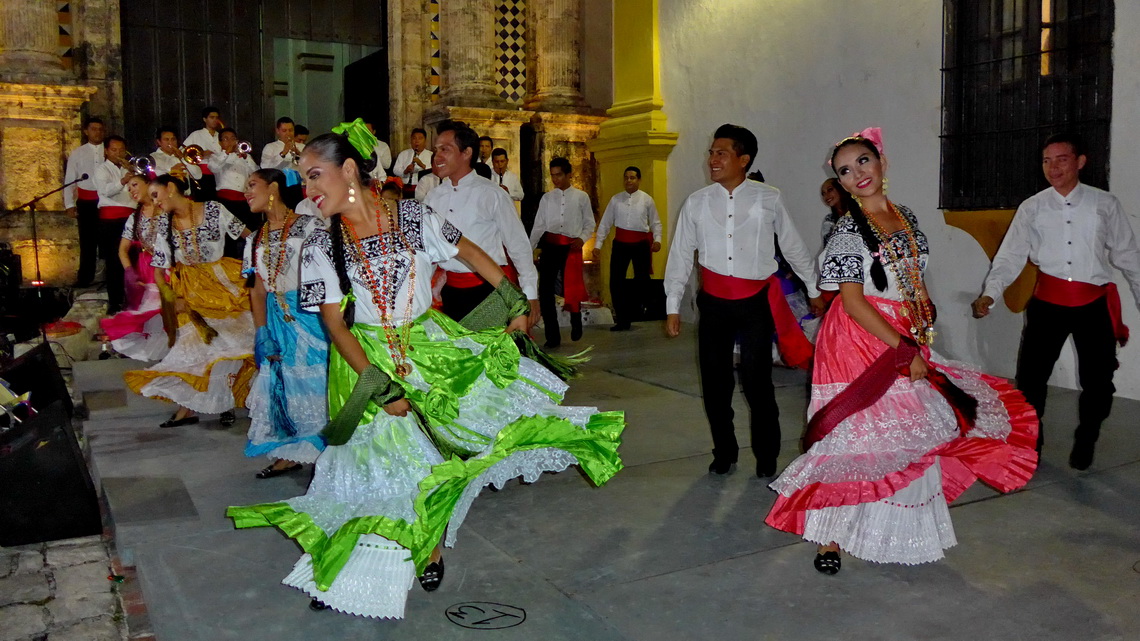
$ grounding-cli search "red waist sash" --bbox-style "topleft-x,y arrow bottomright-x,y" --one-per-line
99,206 -> 134,220
445,264 -> 519,289
700,267 -> 815,370
1035,272 -> 1129,346
77,188 -> 99,201
700,267 -> 766,300
615,228 -> 653,244
217,189 -> 245,202
543,233 -> 586,313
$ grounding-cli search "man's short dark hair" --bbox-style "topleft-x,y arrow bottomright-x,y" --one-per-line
82,116 -> 104,128
436,120 -> 479,167
1043,132 -> 1085,157
713,124 -> 759,171
276,117 -> 294,128
219,127 -> 237,137
295,124 -> 309,136
155,125 -> 178,140
624,166 -> 642,179
478,135 -> 493,144
491,147 -> 508,159
104,135 -> 126,147
201,105 -> 220,119
474,163 -> 492,179
549,157 -> 572,174
411,127 -> 427,137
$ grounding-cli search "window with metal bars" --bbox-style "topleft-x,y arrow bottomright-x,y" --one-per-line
940,0 -> 1114,210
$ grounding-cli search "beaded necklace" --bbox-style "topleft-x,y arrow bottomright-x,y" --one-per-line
139,206 -> 162,254
174,203 -> 205,264
260,211 -> 298,322
341,188 -> 417,377
863,201 -> 936,345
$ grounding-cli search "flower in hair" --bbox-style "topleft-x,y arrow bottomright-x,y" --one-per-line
332,118 -> 378,162
831,126 -> 885,158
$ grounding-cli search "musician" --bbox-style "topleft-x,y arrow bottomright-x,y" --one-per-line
393,127 -> 432,197
208,128 -> 260,229
490,148 -> 524,202
260,117 -> 304,170
150,126 -> 204,188
64,116 -> 107,287
476,135 -> 493,166
184,106 -> 224,158
93,136 -> 137,313
293,124 -> 310,146
364,119 -> 393,181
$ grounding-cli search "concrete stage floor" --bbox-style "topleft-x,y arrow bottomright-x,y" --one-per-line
79,324 -> 1140,641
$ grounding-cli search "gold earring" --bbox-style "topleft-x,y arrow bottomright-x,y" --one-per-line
269,193 -> 275,210
882,176 -> 889,195
348,185 -> 357,204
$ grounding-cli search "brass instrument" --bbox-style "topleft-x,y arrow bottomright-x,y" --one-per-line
128,154 -> 155,176
182,144 -> 206,165
237,141 -> 253,155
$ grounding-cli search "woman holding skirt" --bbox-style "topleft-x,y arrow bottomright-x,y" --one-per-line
124,175 -> 256,428
100,174 -> 170,361
766,129 -> 1038,574
242,168 -> 330,478
227,127 -> 624,619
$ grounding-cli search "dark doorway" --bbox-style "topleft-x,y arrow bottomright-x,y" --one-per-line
344,50 -> 391,144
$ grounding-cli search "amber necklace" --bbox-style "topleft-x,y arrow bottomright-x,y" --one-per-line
341,188 -> 417,377
174,202 -> 205,264
260,211 -> 298,322
863,201 -> 936,345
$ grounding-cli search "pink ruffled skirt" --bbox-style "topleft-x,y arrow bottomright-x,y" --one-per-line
100,248 -> 167,360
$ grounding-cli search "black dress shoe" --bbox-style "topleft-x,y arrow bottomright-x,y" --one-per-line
309,598 -> 330,611
570,313 -> 583,341
159,414 -> 199,428
1069,440 -> 1095,470
220,410 -> 236,426
610,323 -> 631,332
708,459 -> 735,475
756,461 -> 777,478
544,340 -> 560,349
256,463 -> 303,479
814,551 -> 841,575
418,557 -> 444,592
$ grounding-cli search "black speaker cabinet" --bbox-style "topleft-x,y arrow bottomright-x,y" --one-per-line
0,399 -> 102,546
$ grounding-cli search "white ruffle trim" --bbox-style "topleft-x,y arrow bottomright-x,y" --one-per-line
137,358 -> 245,414
282,534 -> 415,619
444,447 -> 579,547
112,313 -> 169,361
134,313 -> 253,413
802,460 -> 957,565
261,440 -> 322,464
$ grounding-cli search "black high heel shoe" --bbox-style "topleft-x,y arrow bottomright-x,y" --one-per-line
814,550 -> 841,575
220,410 -> 236,426
309,598 -> 330,611
159,413 -> 199,428
418,557 -> 445,592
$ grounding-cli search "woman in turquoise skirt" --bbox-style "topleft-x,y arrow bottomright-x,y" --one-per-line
227,124 -> 624,619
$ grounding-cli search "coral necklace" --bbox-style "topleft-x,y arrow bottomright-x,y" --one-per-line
864,201 -> 936,345
341,187 -> 417,377
260,211 -> 297,322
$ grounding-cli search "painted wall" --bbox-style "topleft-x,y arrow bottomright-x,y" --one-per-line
658,0 -> 1140,400
580,0 -> 614,110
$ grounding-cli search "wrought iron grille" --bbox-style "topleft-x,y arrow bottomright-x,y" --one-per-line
940,0 -> 1114,210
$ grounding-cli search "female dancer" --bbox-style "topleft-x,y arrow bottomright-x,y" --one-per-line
242,168 -> 329,478
99,174 -> 170,361
228,129 -> 624,620
819,177 -> 855,243
766,129 -> 1037,574
124,175 -> 256,428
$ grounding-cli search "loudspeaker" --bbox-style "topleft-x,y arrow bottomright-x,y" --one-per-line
1,342 -> 72,416
0,399 -> 102,546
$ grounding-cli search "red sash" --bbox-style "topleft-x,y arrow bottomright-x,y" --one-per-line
199,164 -> 213,176
445,264 -> 519,289
99,206 -> 134,220
700,267 -> 766,299
700,267 -> 815,370
1034,272 -> 1129,346
544,233 -> 586,313
615,228 -> 653,244
77,188 -> 99,201
217,189 -> 245,202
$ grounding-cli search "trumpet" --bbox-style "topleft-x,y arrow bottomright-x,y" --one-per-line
128,154 -> 155,176
182,144 -> 206,165
237,141 -> 253,155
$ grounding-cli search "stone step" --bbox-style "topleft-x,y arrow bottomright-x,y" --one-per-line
72,358 -> 154,393
83,389 -> 172,421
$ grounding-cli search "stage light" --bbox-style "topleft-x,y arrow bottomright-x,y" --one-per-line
31,280 -> 45,287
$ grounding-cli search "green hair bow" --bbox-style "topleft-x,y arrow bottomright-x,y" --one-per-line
332,118 -> 379,162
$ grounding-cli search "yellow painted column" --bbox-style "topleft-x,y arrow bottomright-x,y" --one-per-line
587,0 -> 678,305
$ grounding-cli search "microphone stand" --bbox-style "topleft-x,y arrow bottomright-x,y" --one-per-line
7,175 -> 88,343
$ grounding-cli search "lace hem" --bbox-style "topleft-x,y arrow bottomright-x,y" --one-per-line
281,534 -> 415,619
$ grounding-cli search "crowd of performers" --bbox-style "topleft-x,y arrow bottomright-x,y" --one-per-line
71,108 -> 1140,616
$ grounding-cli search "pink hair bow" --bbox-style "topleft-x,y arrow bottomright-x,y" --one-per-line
853,127 -> 884,155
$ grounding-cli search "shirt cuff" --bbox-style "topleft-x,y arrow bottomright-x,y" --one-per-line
804,283 -> 821,299
666,295 -> 681,315
981,282 -> 1003,303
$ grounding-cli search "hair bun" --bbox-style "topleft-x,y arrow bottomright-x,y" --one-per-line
360,152 -> 378,174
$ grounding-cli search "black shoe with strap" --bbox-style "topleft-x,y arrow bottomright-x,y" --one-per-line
814,551 -> 841,575
418,557 -> 445,592
256,463 -> 303,479
159,413 -> 199,428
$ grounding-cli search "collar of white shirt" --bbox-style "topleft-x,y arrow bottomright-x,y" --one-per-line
1050,182 -> 1086,207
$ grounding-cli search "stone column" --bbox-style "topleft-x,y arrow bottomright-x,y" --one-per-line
0,1 -> 63,77
440,0 -> 504,107
525,0 -> 587,112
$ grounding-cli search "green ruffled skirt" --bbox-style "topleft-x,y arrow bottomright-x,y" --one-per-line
226,310 -> 624,619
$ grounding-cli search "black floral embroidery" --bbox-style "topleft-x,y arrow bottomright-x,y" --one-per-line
299,280 -> 326,309
440,219 -> 462,245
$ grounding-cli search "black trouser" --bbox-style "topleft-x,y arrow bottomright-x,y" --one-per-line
696,288 -> 779,466
97,216 -> 130,311
537,240 -> 582,345
1015,296 -> 1117,449
609,238 -> 651,326
441,282 -> 495,321
219,196 -> 258,260
76,199 -> 100,285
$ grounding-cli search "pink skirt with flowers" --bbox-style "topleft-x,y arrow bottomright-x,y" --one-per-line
766,295 -> 1038,564
100,247 -> 168,360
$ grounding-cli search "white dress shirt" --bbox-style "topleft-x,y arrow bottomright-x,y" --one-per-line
424,171 -> 539,299
491,169 -> 524,201
982,183 -> 1140,307
529,186 -> 595,248
183,127 -> 222,155
664,180 -> 820,314
596,189 -> 663,244
150,149 -> 203,180
207,151 -> 260,192
93,160 -> 136,209
393,148 -> 433,184
63,142 -> 103,208
369,140 -> 392,181
414,173 -> 442,202
260,140 -> 305,170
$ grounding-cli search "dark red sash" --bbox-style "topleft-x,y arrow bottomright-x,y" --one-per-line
700,267 -> 766,299
615,228 -> 653,244
544,233 -> 586,312
1035,272 -> 1129,346
217,189 -> 245,202
77,188 -> 99,201
99,206 -> 134,220
445,264 -> 519,289
700,267 -> 815,370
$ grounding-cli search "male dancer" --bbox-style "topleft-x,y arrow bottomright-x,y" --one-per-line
530,158 -> 595,347
64,117 -> 106,286
93,136 -> 137,314
972,133 -> 1140,470
424,120 -> 540,323
596,166 -> 662,330
664,124 -> 822,477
